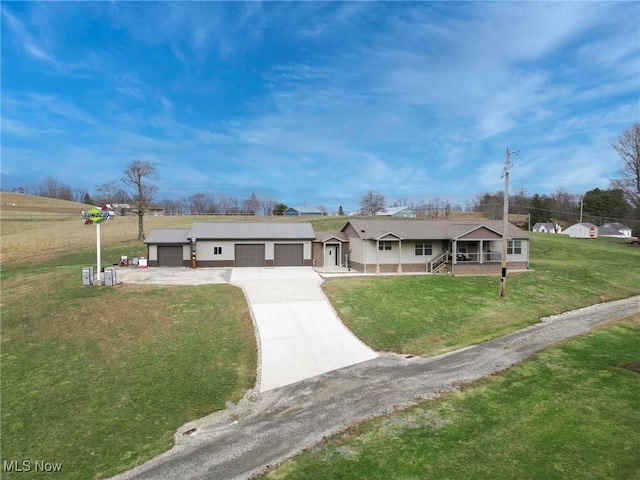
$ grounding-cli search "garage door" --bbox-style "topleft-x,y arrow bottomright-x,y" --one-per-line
235,244 -> 265,267
274,244 -> 304,266
157,246 -> 184,267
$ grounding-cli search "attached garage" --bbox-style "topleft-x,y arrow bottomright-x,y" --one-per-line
145,222 -> 315,268
274,243 -> 304,266
157,246 -> 184,267
235,244 -> 266,267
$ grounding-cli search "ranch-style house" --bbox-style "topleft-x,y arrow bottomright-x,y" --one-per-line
144,219 -> 530,276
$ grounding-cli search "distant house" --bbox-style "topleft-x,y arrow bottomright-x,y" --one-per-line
147,205 -> 165,216
562,223 -> 598,239
532,222 -> 562,234
600,223 -> 633,238
376,206 -> 417,218
105,203 -> 132,216
284,206 -> 324,216
508,214 -> 528,229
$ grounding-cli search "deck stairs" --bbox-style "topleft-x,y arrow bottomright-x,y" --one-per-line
428,250 -> 449,274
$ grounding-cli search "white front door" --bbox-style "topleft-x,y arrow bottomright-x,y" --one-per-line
324,245 -> 338,267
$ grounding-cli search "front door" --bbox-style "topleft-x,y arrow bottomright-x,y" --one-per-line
324,245 -> 338,267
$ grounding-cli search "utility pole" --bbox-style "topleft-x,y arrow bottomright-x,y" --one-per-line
579,195 -> 584,223
500,147 -> 517,297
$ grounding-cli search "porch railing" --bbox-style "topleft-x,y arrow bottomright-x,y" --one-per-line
455,252 -> 502,262
428,250 -> 449,273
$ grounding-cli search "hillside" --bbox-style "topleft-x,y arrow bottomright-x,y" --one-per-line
0,192 -> 89,215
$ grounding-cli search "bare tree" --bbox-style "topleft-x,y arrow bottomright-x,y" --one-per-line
159,197 -> 184,215
122,160 -> 158,240
611,123 -> 640,210
187,193 -> 216,214
261,198 -> 277,216
75,187 -> 90,204
36,176 -> 74,201
219,195 -> 240,214
359,191 -> 385,215
243,192 -> 261,214
95,180 -> 131,205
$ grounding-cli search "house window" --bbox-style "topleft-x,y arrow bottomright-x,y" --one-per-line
213,246 -> 223,255
415,242 -> 433,256
378,241 -> 393,251
507,240 -> 522,255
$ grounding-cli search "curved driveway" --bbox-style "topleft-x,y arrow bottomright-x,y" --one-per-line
231,267 -> 378,391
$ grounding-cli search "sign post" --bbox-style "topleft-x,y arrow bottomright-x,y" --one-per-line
81,206 -> 114,284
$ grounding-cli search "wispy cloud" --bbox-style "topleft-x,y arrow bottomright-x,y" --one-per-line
1,5 -> 56,65
1,2 -> 637,210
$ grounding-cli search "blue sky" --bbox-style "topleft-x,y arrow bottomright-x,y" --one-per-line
2,1 -> 638,213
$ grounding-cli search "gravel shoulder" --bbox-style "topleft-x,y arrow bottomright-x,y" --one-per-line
111,295 -> 640,480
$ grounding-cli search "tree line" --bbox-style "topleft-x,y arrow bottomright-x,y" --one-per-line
8,123 -> 640,234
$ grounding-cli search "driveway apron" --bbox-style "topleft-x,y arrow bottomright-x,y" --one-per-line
230,267 -> 378,392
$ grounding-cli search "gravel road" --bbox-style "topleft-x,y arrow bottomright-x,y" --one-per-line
111,295 -> 640,480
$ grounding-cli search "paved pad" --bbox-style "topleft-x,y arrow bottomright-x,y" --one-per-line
230,267 -> 378,391
115,267 -> 231,285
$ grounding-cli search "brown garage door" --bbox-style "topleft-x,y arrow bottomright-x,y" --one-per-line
157,246 -> 184,267
274,243 -> 304,266
235,244 -> 265,267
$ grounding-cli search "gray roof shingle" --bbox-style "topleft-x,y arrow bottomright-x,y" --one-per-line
144,228 -> 191,244
343,219 -> 529,240
187,222 -> 316,240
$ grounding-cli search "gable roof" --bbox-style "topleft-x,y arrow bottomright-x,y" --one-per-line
188,222 -> 316,240
532,222 -> 554,229
568,222 -> 597,229
602,222 -> 631,231
315,231 -> 349,243
376,206 -> 415,216
285,206 -> 323,215
343,219 -> 529,241
144,228 -> 191,244
598,226 -> 625,236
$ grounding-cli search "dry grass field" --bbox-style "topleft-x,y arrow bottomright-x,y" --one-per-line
0,193 -> 284,263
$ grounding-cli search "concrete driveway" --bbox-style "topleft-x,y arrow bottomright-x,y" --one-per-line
230,267 -> 378,392
117,266 -> 378,392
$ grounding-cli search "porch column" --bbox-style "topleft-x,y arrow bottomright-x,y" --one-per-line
479,240 -> 483,264
452,239 -> 457,276
397,239 -> 402,273
375,239 -> 380,274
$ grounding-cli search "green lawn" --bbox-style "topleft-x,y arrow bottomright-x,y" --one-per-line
1,243 -> 257,479
2,232 -> 638,479
323,234 -> 640,356
265,316 -> 640,480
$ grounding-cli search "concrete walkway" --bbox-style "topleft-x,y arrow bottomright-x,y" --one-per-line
230,267 -> 378,392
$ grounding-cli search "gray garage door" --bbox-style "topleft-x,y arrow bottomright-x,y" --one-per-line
235,244 -> 265,267
274,244 -> 304,266
157,246 -> 184,267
